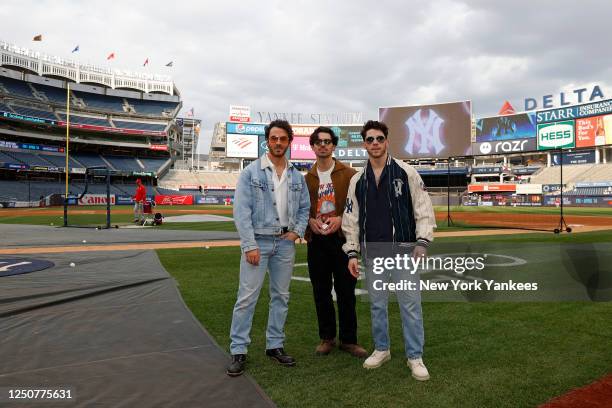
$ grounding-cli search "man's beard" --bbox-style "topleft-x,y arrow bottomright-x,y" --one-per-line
268,144 -> 288,157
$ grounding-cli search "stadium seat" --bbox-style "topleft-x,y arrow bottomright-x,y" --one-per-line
103,156 -> 143,172
0,77 -> 34,99
139,158 -> 170,172
9,105 -> 57,121
56,114 -> 111,127
112,120 -> 167,132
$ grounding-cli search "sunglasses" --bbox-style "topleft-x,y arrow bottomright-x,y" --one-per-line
269,136 -> 289,143
314,139 -> 333,146
364,135 -> 386,144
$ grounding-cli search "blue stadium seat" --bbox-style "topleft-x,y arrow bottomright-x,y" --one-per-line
71,154 -> 108,168
0,77 -> 34,99
139,158 -> 169,172
10,105 -> 57,121
103,156 -> 142,172
0,101 -> 13,112
31,83 -> 67,104
57,114 -> 111,127
0,150 -> 20,163
113,120 -> 167,132
128,99 -> 178,116
39,153 -> 83,169
73,91 -> 124,112
1,150 -> 50,166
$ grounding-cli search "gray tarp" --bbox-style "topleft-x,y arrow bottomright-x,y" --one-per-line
0,250 -> 274,407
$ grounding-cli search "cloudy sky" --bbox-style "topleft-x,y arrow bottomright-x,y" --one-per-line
2,0 -> 611,152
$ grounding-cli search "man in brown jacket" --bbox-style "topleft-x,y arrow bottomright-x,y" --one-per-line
305,126 -> 368,358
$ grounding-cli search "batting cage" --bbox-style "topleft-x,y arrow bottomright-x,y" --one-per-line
62,166 -> 114,229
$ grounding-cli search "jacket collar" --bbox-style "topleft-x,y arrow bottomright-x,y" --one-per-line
260,153 -> 293,170
307,158 -> 347,177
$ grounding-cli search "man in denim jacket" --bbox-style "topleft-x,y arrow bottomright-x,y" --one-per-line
227,120 -> 310,377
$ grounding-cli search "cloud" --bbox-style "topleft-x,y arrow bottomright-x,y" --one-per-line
1,0 -> 611,154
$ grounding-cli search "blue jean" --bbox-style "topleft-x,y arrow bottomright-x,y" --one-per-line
364,254 -> 424,359
229,235 -> 296,355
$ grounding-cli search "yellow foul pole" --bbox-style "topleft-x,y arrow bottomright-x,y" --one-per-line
65,83 -> 70,197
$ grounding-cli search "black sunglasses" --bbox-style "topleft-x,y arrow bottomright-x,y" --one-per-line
364,135 -> 386,144
314,139 -> 333,146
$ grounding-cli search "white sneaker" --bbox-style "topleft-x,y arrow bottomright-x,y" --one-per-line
407,358 -> 430,381
363,350 -> 391,369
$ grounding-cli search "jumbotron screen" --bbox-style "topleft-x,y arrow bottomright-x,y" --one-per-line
379,101 -> 472,159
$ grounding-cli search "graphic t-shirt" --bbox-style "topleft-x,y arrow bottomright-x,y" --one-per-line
316,163 -> 336,222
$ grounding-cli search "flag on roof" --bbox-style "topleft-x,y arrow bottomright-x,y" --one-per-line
498,100 -> 516,116
33,34 -> 42,41
71,45 -> 79,53
143,58 -> 149,67
107,52 -> 115,60
165,61 -> 173,67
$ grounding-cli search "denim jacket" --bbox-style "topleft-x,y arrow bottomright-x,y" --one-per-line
233,155 -> 310,253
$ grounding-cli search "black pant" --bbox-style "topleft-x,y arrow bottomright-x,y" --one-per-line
307,234 -> 358,344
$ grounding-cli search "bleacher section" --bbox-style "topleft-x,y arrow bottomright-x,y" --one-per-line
579,163 -> 612,182
139,158 -> 169,172
0,180 -> 133,200
128,99 -> 178,116
40,153 -> 83,170
0,148 -> 171,174
0,150 -> 18,163
0,77 -> 33,99
10,105 -> 57,121
528,164 -> 594,185
71,154 -> 108,168
155,186 -> 181,195
159,170 -> 240,189
57,114 -> 111,127
2,150 -> 51,167
104,156 -> 142,172
0,101 -> 13,112
565,186 -> 612,196
112,120 -> 166,132
32,83 -> 67,104
72,91 -> 124,112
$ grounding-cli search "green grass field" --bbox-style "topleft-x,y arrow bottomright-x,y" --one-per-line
2,205 -> 609,232
158,230 -> 612,408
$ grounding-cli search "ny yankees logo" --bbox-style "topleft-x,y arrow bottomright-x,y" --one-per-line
345,197 -> 353,214
404,109 -> 445,155
392,178 -> 403,198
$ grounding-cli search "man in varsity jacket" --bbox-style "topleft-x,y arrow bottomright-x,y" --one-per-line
341,120 -> 436,381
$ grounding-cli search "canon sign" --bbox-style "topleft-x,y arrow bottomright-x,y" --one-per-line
473,138 -> 536,155
78,194 -> 116,206
537,121 -> 575,150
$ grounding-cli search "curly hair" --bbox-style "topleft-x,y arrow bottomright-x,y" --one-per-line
360,120 -> 389,140
265,119 -> 294,141
309,126 -> 338,146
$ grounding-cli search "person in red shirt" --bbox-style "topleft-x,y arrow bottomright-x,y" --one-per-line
133,179 -> 147,223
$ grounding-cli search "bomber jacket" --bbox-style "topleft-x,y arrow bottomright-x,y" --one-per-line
233,154 -> 310,253
304,159 -> 357,242
341,155 -> 436,256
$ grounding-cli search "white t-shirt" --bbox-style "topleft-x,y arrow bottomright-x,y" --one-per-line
316,162 -> 335,222
262,153 -> 289,227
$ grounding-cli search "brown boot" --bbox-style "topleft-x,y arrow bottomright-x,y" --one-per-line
339,343 -> 368,358
315,339 -> 336,355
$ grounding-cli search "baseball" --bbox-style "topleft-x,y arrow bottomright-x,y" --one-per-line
69,262 -> 75,267
82,240 -> 87,243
